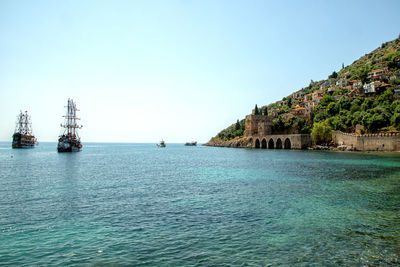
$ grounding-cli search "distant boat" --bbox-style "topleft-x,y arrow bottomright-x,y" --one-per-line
12,110 -> 37,148
185,141 -> 197,146
157,140 -> 166,147
57,99 -> 83,152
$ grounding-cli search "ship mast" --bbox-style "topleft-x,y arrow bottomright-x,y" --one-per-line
15,110 -> 33,135
16,111 -> 23,134
61,99 -> 82,138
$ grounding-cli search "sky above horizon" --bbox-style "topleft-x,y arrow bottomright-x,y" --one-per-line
1,0 -> 400,143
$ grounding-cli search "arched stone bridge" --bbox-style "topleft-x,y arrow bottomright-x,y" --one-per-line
249,134 -> 312,149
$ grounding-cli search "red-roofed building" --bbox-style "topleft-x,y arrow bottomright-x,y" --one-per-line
291,106 -> 306,116
367,67 -> 389,80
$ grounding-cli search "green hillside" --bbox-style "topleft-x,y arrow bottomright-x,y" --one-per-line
210,36 -> 400,144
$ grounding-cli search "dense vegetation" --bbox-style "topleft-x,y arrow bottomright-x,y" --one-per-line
311,121 -> 332,145
215,119 -> 245,141
313,89 -> 400,133
271,116 -> 311,134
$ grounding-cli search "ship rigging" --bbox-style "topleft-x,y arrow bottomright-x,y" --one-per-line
12,110 -> 37,148
57,99 -> 82,152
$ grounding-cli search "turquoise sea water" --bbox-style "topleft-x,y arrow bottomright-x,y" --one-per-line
1,142 -> 400,266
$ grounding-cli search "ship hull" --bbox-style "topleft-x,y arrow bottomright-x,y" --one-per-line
185,142 -> 197,146
57,136 -> 82,152
57,145 -> 81,152
12,133 -> 36,149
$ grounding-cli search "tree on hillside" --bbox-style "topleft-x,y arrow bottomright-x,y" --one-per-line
362,113 -> 388,132
235,119 -> 240,130
391,113 -> 400,130
350,65 -> 371,83
288,98 -> 292,108
254,104 -> 259,115
327,102 -> 339,116
272,116 -> 285,133
329,71 -> 338,79
318,95 -> 335,108
263,106 -> 268,116
311,121 -> 333,145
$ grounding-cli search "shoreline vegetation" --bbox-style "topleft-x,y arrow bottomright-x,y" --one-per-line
206,36 -> 400,151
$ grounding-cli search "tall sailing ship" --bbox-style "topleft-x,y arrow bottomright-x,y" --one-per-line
57,99 -> 82,152
12,110 -> 37,148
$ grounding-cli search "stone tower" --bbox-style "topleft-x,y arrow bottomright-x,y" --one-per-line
245,113 -> 273,137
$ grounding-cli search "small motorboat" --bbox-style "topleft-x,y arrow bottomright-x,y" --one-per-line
157,140 -> 166,147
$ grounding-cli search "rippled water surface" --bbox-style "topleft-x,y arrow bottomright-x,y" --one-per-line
1,142 -> 400,266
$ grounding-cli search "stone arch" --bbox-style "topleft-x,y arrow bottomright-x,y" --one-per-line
255,139 -> 260,148
276,138 -> 283,149
284,138 -> 291,149
261,138 -> 267,149
268,138 -> 274,149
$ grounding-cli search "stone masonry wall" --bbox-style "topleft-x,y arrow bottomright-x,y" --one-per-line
333,131 -> 400,151
245,114 -> 272,137
252,134 -> 312,149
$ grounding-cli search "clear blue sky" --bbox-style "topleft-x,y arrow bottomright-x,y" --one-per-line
1,0 -> 399,143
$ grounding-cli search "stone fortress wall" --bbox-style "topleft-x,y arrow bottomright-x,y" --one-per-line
245,114 -> 400,151
249,134 -> 312,149
245,114 -> 312,149
333,131 -> 400,151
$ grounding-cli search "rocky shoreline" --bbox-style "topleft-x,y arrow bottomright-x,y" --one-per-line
203,137 -> 251,148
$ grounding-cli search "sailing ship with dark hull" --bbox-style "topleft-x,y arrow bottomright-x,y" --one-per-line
12,111 -> 37,148
57,99 -> 82,152
185,141 -> 197,146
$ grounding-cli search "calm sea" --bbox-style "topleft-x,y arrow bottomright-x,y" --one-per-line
1,142 -> 400,266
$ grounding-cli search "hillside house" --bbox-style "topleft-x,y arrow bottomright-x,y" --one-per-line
277,100 -> 288,107
291,106 -> 312,121
304,93 -> 312,101
303,100 -> 313,107
351,80 -> 362,89
313,96 -> 323,105
336,79 -> 350,87
367,67 -> 389,80
319,81 -> 328,91
292,89 -> 306,99
291,106 -> 306,117
312,90 -> 324,99
319,79 -> 336,91
363,81 -> 391,95
297,100 -> 305,107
